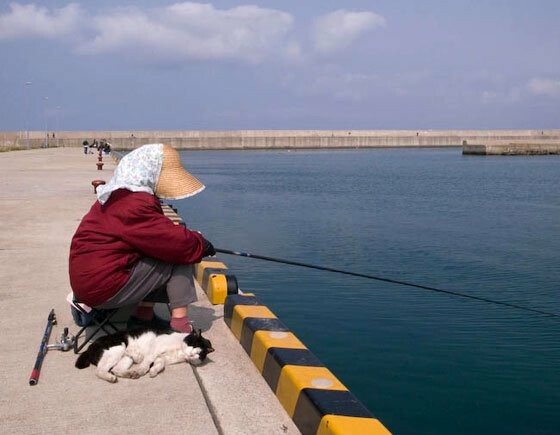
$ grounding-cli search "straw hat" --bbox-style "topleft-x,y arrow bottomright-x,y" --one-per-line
155,144 -> 205,200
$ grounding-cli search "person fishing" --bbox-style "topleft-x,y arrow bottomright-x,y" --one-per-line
69,143 -> 215,333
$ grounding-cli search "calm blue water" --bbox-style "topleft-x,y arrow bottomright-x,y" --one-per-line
172,148 -> 559,435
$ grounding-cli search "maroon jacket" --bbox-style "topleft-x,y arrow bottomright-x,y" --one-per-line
69,189 -> 204,306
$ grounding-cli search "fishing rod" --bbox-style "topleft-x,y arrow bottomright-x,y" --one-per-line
215,248 -> 559,319
29,309 -> 57,386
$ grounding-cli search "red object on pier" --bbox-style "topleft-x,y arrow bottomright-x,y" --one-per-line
96,162 -> 104,171
91,179 -> 106,193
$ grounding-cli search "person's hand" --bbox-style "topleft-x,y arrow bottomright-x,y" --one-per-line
202,237 -> 216,257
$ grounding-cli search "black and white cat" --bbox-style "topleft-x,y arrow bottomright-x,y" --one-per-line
75,327 -> 214,383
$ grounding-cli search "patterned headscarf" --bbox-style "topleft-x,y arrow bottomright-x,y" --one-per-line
96,144 -> 163,205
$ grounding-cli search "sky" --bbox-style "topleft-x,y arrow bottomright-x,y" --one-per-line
0,0 -> 559,131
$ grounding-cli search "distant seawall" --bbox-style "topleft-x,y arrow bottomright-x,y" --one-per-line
2,129 -> 560,151
463,142 -> 560,155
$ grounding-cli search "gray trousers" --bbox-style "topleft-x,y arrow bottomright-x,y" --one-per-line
98,257 -> 197,310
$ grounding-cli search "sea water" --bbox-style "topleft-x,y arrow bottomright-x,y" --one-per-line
173,148 -> 559,435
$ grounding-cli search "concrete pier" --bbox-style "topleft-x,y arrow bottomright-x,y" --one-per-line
462,142 -> 560,155
2,129 -> 560,151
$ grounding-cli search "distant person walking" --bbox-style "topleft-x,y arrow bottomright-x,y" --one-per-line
82,140 -> 89,155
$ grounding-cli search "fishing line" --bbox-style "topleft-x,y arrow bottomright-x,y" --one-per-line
215,248 -> 559,319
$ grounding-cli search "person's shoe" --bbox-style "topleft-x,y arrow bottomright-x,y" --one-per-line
172,323 -> 193,334
127,314 -> 171,330
170,316 -> 194,333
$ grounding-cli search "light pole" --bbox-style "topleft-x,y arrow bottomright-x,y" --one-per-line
24,81 -> 32,148
55,106 -> 61,146
43,96 -> 49,147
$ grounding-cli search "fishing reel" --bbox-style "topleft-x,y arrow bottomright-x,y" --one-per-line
47,327 -> 76,352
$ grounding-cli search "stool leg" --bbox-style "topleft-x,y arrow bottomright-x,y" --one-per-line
73,312 -> 121,353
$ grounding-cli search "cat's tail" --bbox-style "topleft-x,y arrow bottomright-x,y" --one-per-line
75,350 -> 91,369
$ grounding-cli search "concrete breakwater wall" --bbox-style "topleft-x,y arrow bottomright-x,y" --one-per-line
463,142 -> 560,155
2,129 -> 560,151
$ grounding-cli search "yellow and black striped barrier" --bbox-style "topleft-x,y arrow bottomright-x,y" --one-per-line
109,150 -> 121,162
194,260 -> 239,305
160,203 -> 185,227
224,293 -> 391,435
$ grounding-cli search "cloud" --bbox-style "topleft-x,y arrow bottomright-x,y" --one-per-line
528,78 -> 560,97
0,3 -> 389,65
79,3 -> 299,64
0,3 -> 82,40
0,2 -> 300,63
312,9 -> 385,54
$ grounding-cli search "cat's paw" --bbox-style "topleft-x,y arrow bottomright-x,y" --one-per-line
181,345 -> 199,359
128,366 -> 149,379
149,366 -> 164,377
111,356 -> 133,376
149,358 -> 165,377
126,349 -> 144,364
188,347 -> 202,358
96,370 -> 118,383
185,347 -> 203,364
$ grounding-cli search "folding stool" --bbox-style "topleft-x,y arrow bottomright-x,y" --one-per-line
68,287 -> 170,353
68,294 -> 121,353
